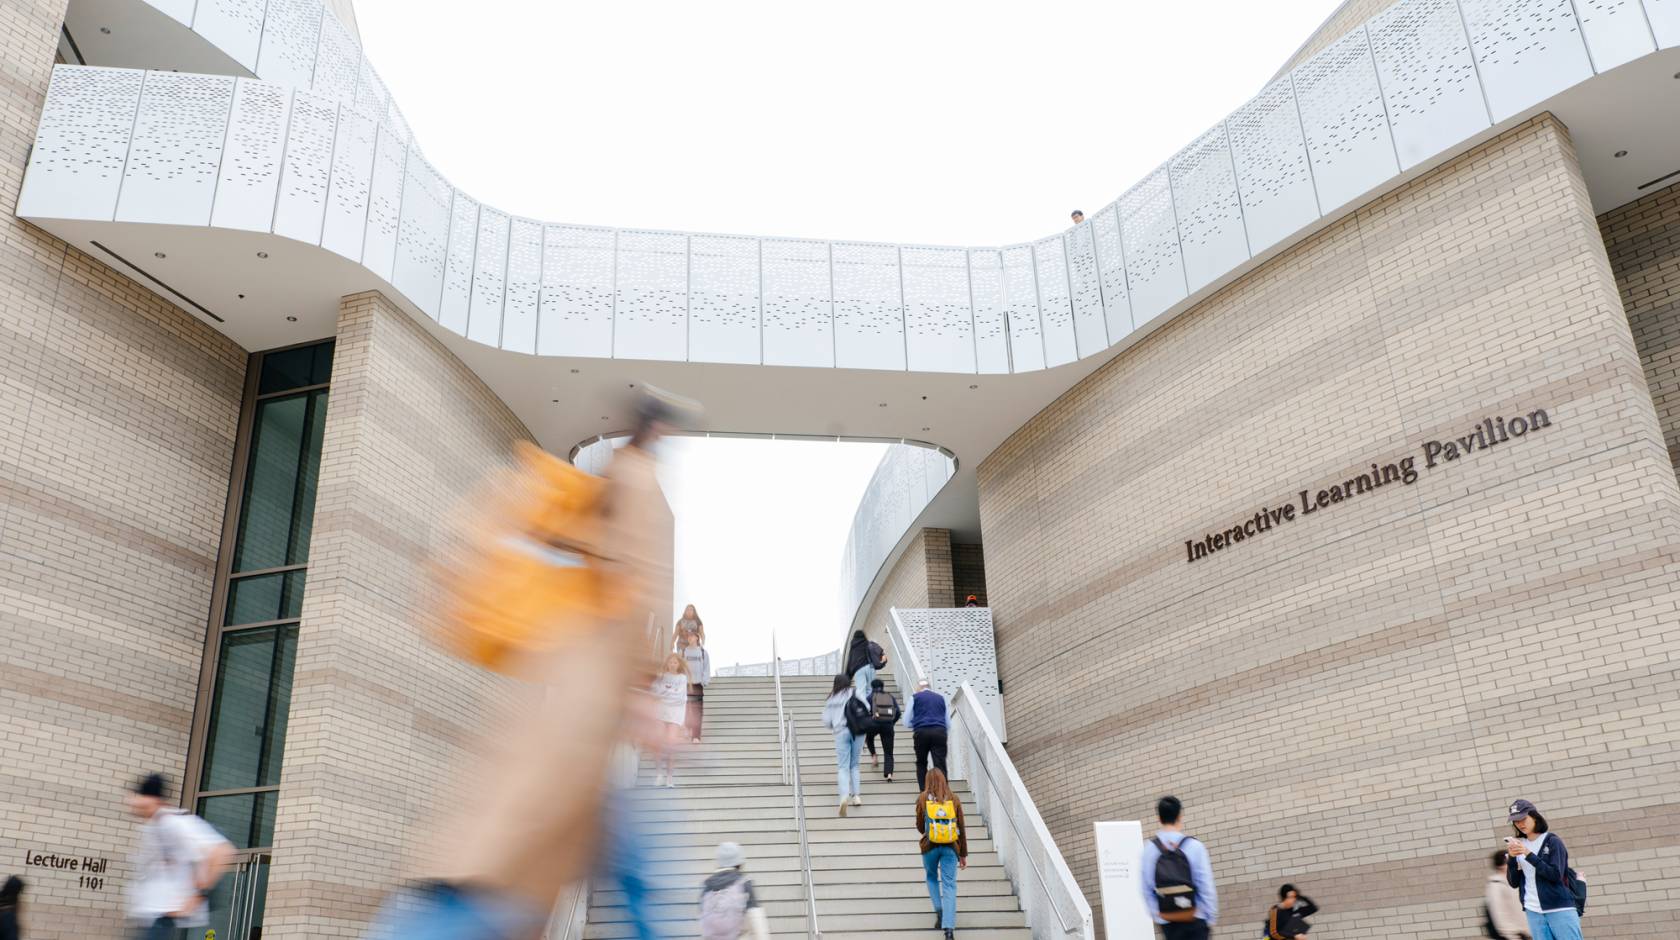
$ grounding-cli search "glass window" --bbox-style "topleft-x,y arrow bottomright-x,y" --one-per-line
200,625 -> 297,792
224,570 -> 307,626
258,342 -> 334,395
231,390 -> 327,572
198,791 -> 278,850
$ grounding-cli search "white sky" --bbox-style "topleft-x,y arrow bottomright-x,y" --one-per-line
353,0 -> 1344,661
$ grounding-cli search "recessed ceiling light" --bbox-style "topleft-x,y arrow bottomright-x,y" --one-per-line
921,426 -> 931,432
570,368 -> 580,374
878,402 -> 888,407
551,399 -> 558,403
153,251 -> 166,259
256,251 -> 269,259
968,384 -> 979,390
285,315 -> 297,322
1614,150 -> 1629,158
99,26 -> 111,34
600,415 -> 609,421
237,293 -> 245,299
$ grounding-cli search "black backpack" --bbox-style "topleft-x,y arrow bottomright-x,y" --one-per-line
844,695 -> 872,735
871,690 -> 899,722
1565,867 -> 1587,916
1151,836 -> 1199,922
867,640 -> 886,669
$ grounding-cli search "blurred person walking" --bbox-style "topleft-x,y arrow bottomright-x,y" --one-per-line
367,391 -> 686,940
0,876 -> 23,940
1262,884 -> 1316,939
674,604 -> 704,651
652,653 -> 691,786
1503,799 -> 1585,940
915,768 -> 968,940
864,677 -> 901,781
697,842 -> 770,940
679,632 -> 710,743
905,678 -> 949,790
1487,850 -> 1532,939
844,628 -> 885,700
124,773 -> 233,940
823,673 -> 868,816
1139,795 -> 1218,939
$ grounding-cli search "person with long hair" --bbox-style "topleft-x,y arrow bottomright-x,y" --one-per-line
678,631 -> 710,743
843,628 -> 882,700
821,673 -> 863,816
650,654 -> 691,788
914,768 -> 967,940
673,605 -> 704,651
0,876 -> 23,940
1503,799 -> 1583,940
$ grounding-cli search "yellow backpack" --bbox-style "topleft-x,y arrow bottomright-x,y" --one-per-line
925,799 -> 959,845
434,442 -> 628,674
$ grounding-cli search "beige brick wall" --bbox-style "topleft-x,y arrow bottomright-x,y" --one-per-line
857,527 -> 955,646
977,116 -> 1680,938
951,542 -> 988,606
0,2 -> 247,936
262,292 -> 536,938
1601,181 -> 1680,472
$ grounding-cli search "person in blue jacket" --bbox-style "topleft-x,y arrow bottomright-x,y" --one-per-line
1503,799 -> 1583,940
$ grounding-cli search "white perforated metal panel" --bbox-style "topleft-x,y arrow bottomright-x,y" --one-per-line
193,0 -> 264,70
832,243 -> 906,371
18,67 -> 143,222
354,61 -> 391,128
1575,0 -> 1657,69
254,0 -> 322,89
1650,0 -> 1680,47
1000,245 -> 1044,372
311,11 -> 361,101
1064,225 -> 1108,359
116,72 -> 234,227
614,231 -> 688,361
438,192 -> 478,335
1293,28 -> 1399,214
538,225 -> 615,358
1033,237 -> 1077,368
895,607 -> 1005,740
1170,124 -> 1250,293
1228,78 -> 1319,255
211,79 -> 290,232
902,246 -> 976,374
1461,0 -> 1592,120
391,152 -> 451,319
321,104 -> 375,260
967,250 -> 1010,374
143,0 -> 196,27
1089,206 -> 1133,345
761,239 -> 833,368
1369,0 -> 1491,169
502,218 -> 542,353
467,207 -> 510,346
271,88 -> 335,243
1118,168 -> 1187,326
689,234 -> 761,365
360,125 -> 405,281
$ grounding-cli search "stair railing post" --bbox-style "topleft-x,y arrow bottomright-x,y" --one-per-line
773,632 -> 789,785
785,715 -> 822,940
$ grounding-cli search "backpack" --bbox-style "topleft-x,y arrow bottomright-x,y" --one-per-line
434,443 -> 626,675
867,640 -> 886,669
698,877 -> 750,940
871,690 -> 899,723
1152,836 -> 1200,923
1565,867 -> 1586,916
844,695 -> 872,735
925,799 -> 960,845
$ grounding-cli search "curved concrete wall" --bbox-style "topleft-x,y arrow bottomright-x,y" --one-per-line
976,115 -> 1680,937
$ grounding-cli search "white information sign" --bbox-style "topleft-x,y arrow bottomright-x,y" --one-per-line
1094,820 -> 1155,940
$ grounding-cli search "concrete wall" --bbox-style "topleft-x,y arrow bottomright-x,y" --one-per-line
0,2 -> 247,936
263,291 -> 536,938
1601,180 -> 1680,473
977,116 -> 1680,938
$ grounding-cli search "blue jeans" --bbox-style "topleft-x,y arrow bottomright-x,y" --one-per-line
363,882 -> 544,940
922,845 -> 958,929
600,791 -> 662,940
853,664 -> 876,699
1526,908 -> 1583,940
130,916 -> 176,940
833,726 -> 862,798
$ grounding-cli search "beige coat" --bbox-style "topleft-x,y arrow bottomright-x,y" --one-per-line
434,445 -> 669,910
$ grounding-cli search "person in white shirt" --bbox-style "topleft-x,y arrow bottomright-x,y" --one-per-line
124,774 -> 233,940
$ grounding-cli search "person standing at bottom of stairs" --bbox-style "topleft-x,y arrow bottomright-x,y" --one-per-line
823,673 -> 865,816
906,678 -> 949,790
916,769 -> 968,940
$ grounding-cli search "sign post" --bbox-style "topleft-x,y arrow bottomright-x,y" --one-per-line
1093,821 -> 1154,940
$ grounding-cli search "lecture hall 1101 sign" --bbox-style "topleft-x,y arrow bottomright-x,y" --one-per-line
1183,407 -> 1554,564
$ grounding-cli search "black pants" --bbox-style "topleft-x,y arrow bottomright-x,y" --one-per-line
865,720 -> 895,775
913,726 -> 947,790
132,917 -> 177,940
1159,920 -> 1209,940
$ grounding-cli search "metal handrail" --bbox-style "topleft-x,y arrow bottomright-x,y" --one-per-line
884,608 -> 929,687
545,880 -> 589,940
785,713 -> 823,939
773,634 -> 789,784
949,682 -> 1094,939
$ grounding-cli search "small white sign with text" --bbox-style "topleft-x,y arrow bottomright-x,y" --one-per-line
1094,820 -> 1154,940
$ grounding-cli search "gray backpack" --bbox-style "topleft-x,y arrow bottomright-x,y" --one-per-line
699,876 -> 749,940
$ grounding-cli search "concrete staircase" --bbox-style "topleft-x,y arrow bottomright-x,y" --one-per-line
582,674 -> 1032,939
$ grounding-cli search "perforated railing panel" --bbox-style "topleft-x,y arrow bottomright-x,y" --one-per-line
1228,77 -> 1319,255
1292,27 -> 1398,213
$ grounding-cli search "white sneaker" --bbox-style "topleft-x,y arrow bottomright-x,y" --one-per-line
838,800 -> 849,817
850,795 -> 863,807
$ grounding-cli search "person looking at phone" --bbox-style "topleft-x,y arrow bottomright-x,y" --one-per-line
1503,799 -> 1583,940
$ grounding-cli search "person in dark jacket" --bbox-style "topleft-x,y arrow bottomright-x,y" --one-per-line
914,768 -> 968,940
843,629 -> 883,700
904,678 -> 948,790
0,876 -> 22,940
1262,883 -> 1316,939
1503,799 -> 1582,940
863,678 -> 901,781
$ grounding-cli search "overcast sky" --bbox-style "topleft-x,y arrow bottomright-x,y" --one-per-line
354,0 -> 1344,662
